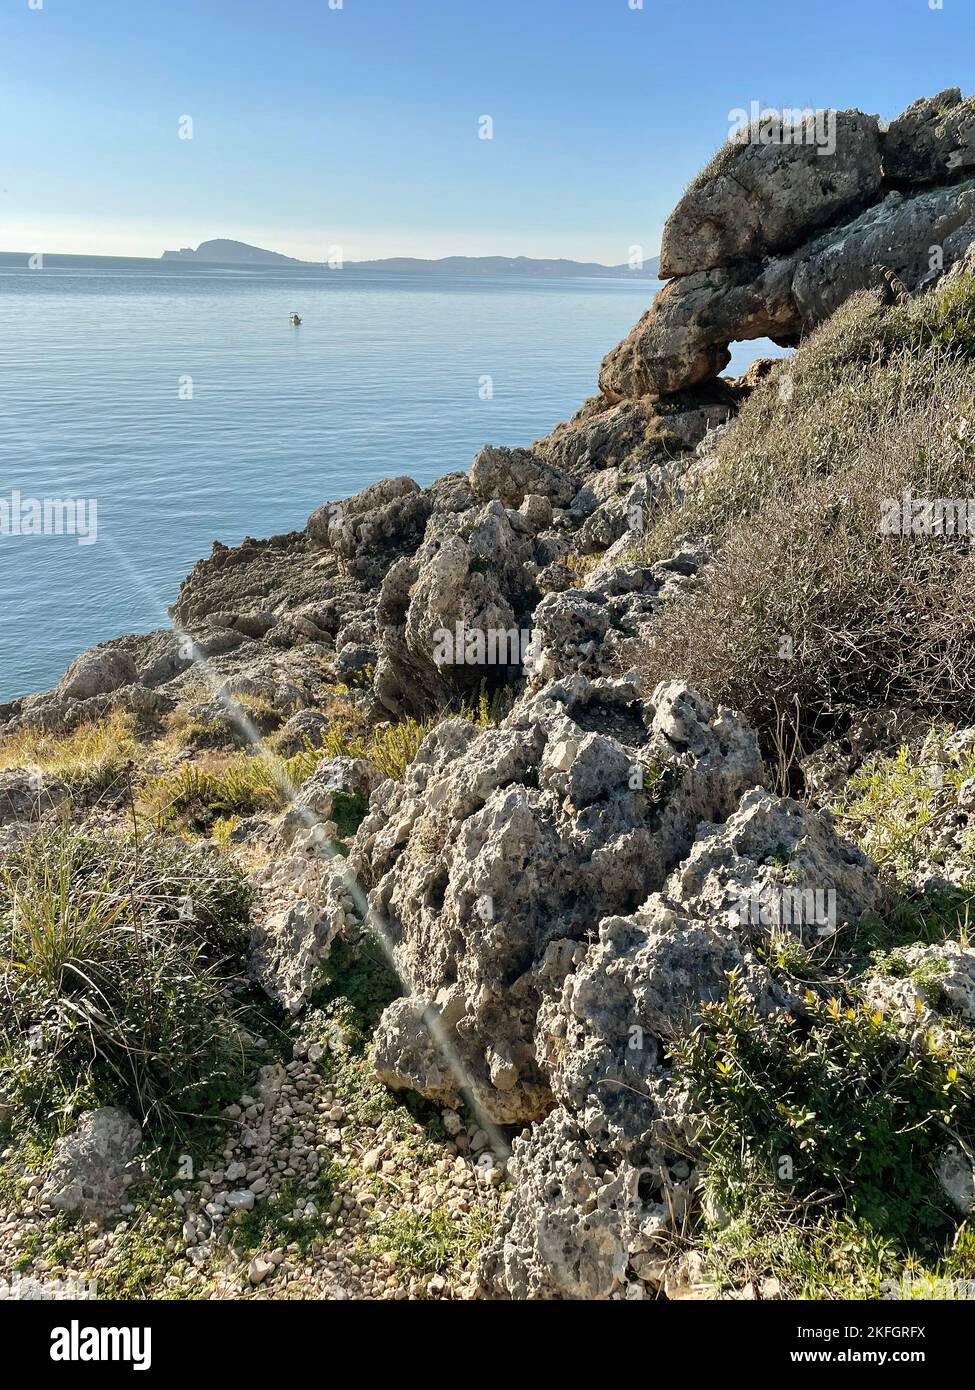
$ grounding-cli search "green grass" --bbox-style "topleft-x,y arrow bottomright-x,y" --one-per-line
365,1204 -> 497,1280
138,744 -> 325,828
167,693 -> 284,750
691,1154 -> 902,1299
140,686 -> 513,829
0,825 -> 256,1135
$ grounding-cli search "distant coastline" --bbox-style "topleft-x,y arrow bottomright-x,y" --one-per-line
0,238 -> 661,279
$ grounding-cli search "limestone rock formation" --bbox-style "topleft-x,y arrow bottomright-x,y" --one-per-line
361,678 -> 763,1125
659,110 -> 883,278
600,256 -> 800,398
601,91 -> 975,404
479,789 -> 880,1299
248,848 -> 357,1012
39,1107 -> 143,1222
884,88 -> 975,186
4,85 -> 975,1304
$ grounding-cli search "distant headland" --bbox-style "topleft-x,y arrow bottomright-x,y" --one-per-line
161,238 -> 662,277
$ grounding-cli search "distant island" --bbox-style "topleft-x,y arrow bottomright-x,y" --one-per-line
162,238 -> 302,265
161,238 -> 661,278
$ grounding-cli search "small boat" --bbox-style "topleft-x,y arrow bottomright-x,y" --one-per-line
290,312 -> 302,326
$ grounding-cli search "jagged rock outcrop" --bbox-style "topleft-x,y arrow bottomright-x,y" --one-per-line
528,539 -> 709,686
247,757 -> 383,1010
884,88 -> 975,186
358,679 -> 764,1125
3,85 -> 973,1305
659,110 -> 883,278
792,182 -> 975,323
471,446 -> 574,509
479,788 -> 880,1299
600,255 -> 801,398
373,498 -> 542,716
601,91 -> 975,403
308,475 -> 441,585
277,756 -> 381,849
249,848 -> 357,1012
865,940 -> 975,1028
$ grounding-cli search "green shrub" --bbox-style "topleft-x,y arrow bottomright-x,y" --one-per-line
674,974 -> 974,1250
0,826 -> 254,1133
833,734 -> 975,883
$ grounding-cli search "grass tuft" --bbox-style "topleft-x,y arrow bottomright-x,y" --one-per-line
0,825 -> 254,1134
0,712 -> 138,800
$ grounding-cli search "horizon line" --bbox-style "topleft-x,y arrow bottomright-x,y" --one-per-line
0,245 -> 662,270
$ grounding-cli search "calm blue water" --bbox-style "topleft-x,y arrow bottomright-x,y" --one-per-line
0,261 -> 775,701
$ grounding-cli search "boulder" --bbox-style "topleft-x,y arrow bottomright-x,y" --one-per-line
668,786 -> 881,943
373,499 -> 540,716
865,940 -> 975,1027
884,88 -> 975,186
249,852 -> 357,1011
937,1145 -> 975,1214
56,644 -> 138,701
660,109 -> 882,277
273,708 -> 329,756
307,476 -> 422,546
470,445 -> 575,509
39,1108 -> 143,1222
307,476 -> 433,583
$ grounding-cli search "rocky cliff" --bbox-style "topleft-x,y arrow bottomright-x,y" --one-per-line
4,90 -> 975,1302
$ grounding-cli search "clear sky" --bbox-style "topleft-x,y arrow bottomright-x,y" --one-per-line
1,0 -> 973,263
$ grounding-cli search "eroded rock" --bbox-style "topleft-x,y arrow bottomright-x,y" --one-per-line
39,1108 -> 143,1223
659,109 -> 882,277
363,679 -> 763,1125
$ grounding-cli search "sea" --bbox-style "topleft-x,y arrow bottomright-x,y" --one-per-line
0,256 -> 780,701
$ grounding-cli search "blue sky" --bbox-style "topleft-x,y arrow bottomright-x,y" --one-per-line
1,0 -> 973,261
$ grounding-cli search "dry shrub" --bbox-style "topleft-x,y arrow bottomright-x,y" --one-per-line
638,280 -> 975,762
